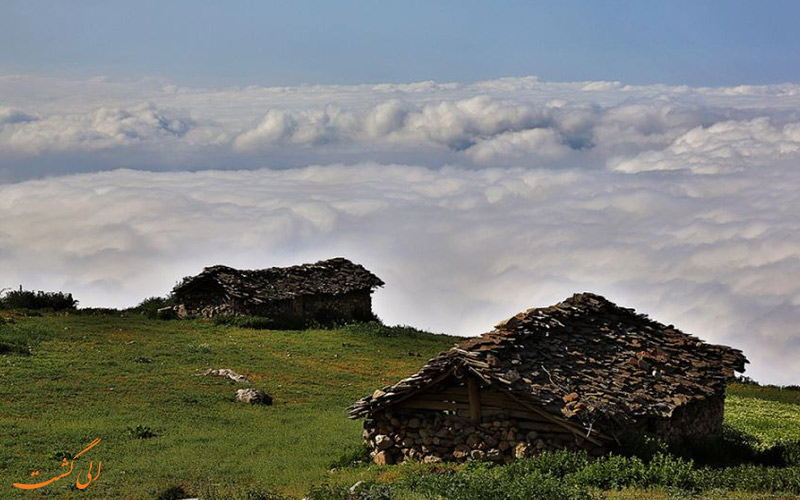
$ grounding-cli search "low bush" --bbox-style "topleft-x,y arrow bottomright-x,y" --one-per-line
0,288 -> 77,311
335,449 -> 800,499
502,449 -> 589,477
129,296 -> 176,319
401,467 -> 593,500
307,481 -> 392,500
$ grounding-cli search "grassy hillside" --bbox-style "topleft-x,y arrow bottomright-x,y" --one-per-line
0,312 -> 457,498
1,312 -> 799,499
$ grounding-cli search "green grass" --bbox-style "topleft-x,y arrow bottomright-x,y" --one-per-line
0,313 -> 456,499
1,313 -> 799,499
724,393 -> 800,447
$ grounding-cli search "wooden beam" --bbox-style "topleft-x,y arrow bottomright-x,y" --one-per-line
468,377 -> 482,422
504,391 -> 608,446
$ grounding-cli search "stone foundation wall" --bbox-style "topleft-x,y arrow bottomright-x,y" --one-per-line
644,393 -> 725,443
183,290 -> 375,325
363,409 -> 603,465
301,291 -> 375,323
364,395 -> 727,464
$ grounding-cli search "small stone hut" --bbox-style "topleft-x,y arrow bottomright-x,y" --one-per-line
349,293 -> 747,464
172,257 -> 384,324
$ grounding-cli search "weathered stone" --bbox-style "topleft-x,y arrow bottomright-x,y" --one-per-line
156,306 -> 176,320
487,449 -> 502,461
514,442 -> 530,459
466,434 -> 481,448
235,388 -> 272,405
174,304 -> 188,318
422,455 -> 442,464
470,449 -> 486,460
202,368 -> 250,383
375,434 -> 393,450
373,451 -> 394,465
408,418 -> 421,429
453,444 -> 470,459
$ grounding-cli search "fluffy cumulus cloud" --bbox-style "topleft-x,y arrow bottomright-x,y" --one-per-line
2,75 -> 800,385
3,103 -> 194,154
1,163 -> 799,385
4,74 -> 800,178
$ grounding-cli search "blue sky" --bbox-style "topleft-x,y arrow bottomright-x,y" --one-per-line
2,0 -> 800,86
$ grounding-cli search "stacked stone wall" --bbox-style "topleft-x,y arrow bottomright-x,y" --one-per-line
183,290 -> 375,325
645,394 -> 725,443
302,290 -> 374,322
363,409 -> 602,465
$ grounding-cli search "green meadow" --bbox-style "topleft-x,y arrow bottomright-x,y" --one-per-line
1,312 -> 799,499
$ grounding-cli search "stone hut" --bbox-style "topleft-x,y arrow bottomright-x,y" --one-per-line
348,293 -> 747,465
172,257 -> 384,324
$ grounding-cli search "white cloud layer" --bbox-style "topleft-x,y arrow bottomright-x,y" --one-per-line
3,74 -> 800,179
0,163 -> 799,385
2,75 -> 800,385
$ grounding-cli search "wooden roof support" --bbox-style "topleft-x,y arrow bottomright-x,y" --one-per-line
468,376 -> 482,422
504,391 -> 608,446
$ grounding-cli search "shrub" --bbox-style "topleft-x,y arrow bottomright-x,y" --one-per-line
504,450 -> 590,477
306,481 -> 392,500
130,296 -> 176,319
402,467 -> 593,500
642,453 -> 698,490
0,288 -> 77,311
568,454 -> 647,490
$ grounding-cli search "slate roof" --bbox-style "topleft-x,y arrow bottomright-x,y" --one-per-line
349,293 -> 747,428
173,257 -> 384,303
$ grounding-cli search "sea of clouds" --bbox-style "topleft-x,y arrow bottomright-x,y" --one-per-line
2,75 -> 799,384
